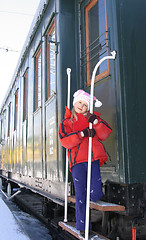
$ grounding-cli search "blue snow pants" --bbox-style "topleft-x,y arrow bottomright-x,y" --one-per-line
71,160 -> 103,231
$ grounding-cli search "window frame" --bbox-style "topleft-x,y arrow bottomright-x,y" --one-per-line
8,102 -> 11,137
84,0 -> 109,86
46,21 -> 56,100
23,70 -> 28,121
34,47 -> 42,111
14,89 -> 18,131
1,109 -> 6,141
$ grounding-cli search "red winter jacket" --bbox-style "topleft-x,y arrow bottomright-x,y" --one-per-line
59,107 -> 112,171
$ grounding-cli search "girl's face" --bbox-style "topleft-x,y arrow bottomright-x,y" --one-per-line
74,100 -> 88,114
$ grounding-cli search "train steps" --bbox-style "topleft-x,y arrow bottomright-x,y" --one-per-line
58,196 -> 126,239
58,221 -> 109,240
68,195 -> 126,212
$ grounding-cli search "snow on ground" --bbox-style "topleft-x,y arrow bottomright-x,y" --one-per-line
0,192 -> 52,240
0,197 -> 30,240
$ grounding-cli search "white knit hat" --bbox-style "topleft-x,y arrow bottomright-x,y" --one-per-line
73,89 -> 102,110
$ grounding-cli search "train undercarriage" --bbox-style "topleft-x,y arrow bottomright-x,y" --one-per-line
0,172 -> 146,240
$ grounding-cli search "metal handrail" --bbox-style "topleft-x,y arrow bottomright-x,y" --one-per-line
64,68 -> 71,223
81,46 -> 107,67
80,30 -> 108,55
85,50 -> 116,240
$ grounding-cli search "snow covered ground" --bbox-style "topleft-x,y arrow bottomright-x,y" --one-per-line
0,195 -> 30,240
0,192 -> 52,240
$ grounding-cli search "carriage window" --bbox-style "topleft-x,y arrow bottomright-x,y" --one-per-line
81,0 -> 109,86
46,21 -> 56,99
8,103 -> 11,137
1,110 -> 6,141
23,70 -> 28,121
14,89 -> 18,131
34,47 -> 41,111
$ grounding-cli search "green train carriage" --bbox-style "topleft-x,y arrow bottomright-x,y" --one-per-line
0,0 -> 146,239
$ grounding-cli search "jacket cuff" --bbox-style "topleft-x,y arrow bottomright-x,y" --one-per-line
77,132 -> 83,140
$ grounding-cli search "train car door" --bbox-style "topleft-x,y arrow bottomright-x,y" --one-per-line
45,24 -> 58,183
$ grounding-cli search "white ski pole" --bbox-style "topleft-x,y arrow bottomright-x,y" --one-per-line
85,51 -> 116,240
64,68 -> 71,222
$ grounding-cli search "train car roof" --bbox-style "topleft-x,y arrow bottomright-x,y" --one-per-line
0,0 -> 49,112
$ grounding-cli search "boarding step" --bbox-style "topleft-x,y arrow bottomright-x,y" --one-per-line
68,196 -> 125,212
59,221 -> 109,240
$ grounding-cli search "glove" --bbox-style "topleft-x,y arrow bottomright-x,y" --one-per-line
81,128 -> 96,137
87,113 -> 98,124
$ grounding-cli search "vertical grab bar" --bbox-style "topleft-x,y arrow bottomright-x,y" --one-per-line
64,68 -> 71,222
85,51 -> 116,240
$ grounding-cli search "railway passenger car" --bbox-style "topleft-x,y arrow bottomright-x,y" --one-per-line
0,0 -> 146,239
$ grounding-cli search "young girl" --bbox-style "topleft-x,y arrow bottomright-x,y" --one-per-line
59,89 -> 112,237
